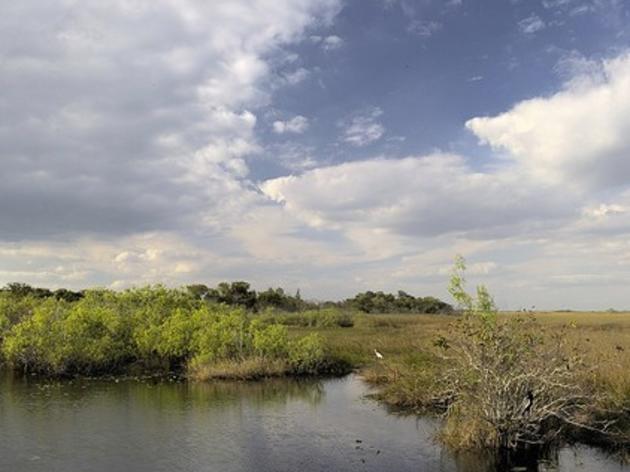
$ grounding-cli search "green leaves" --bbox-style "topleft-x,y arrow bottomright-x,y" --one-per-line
449,255 -> 497,326
288,334 -> 326,375
0,286 -> 328,377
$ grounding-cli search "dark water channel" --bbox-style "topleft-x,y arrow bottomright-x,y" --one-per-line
0,373 -> 626,471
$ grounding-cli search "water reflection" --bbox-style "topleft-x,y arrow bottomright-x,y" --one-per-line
0,372 -> 627,472
452,447 -> 561,472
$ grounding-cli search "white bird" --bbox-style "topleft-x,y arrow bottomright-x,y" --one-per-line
374,349 -> 384,360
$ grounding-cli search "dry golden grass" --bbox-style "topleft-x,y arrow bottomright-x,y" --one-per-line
290,313 -> 448,367
289,311 -> 630,410
299,311 -> 630,450
188,357 -> 289,381
529,312 -> 630,406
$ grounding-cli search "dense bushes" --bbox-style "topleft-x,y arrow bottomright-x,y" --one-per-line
343,290 -> 452,314
0,287 -> 334,378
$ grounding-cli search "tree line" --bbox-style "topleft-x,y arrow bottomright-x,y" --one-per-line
1,282 -> 452,314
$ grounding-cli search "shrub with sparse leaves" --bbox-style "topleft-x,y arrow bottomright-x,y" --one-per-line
430,256 -> 614,450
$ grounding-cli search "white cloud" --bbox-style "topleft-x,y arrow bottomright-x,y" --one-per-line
570,4 -> 595,15
582,203 -> 627,218
341,107 -> 386,147
261,153 -> 569,238
311,34 -> 344,50
265,142 -> 319,171
322,35 -> 343,50
466,53 -> 630,189
272,115 -> 310,134
0,0 -> 341,241
553,51 -> 605,84
518,15 -> 546,34
283,67 -> 311,85
0,0 -> 342,288
542,0 -> 573,8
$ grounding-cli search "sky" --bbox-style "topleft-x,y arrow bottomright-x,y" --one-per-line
1,0 -> 630,309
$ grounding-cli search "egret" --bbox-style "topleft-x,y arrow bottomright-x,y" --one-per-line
374,349 -> 384,360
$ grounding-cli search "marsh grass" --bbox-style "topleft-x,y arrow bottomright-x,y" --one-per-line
188,357 -> 289,380
330,310 -> 630,452
313,312 -> 630,396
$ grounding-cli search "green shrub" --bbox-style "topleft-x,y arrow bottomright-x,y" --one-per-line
0,285 -> 341,378
0,309 -> 9,341
251,322 -> 289,358
288,334 -> 326,374
63,297 -> 127,373
2,298 -> 68,374
0,292 -> 38,326
193,309 -> 250,363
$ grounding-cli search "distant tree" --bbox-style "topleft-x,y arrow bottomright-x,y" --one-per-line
186,284 -> 211,300
4,283 -> 52,299
215,281 -> 257,310
53,288 -> 84,303
345,290 -> 452,314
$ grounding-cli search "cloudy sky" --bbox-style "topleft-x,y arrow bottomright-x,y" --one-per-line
2,0 -> 630,309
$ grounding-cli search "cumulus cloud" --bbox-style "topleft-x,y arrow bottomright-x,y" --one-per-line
272,115 -> 310,134
466,53 -> 630,189
261,154 -> 570,238
340,107 -> 386,147
0,0 -> 340,242
0,0 -> 345,291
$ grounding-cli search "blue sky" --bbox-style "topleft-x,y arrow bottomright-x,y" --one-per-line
1,0 -> 630,309
261,0 -> 629,173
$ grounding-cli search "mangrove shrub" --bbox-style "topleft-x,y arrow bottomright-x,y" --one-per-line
0,286 -> 331,378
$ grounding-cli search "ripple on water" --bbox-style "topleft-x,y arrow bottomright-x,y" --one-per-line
0,372 -> 627,472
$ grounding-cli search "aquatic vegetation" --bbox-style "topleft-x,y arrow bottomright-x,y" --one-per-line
0,287 -> 334,378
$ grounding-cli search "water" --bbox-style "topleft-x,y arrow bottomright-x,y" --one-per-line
0,373 -> 626,472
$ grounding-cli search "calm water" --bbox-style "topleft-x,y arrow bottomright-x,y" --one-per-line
0,373 -> 627,472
